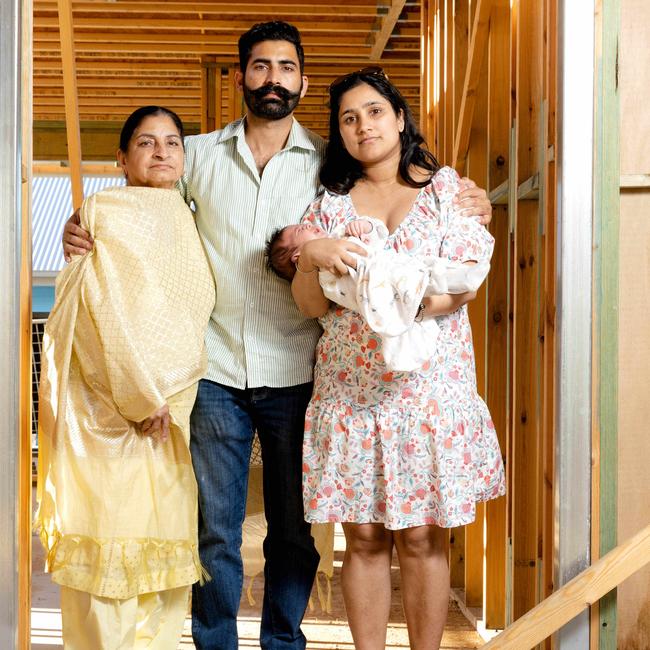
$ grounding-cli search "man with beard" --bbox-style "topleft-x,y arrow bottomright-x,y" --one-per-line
181,22 -> 325,650
63,21 -> 494,650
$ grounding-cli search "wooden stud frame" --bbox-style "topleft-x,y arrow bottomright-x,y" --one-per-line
420,0 -> 563,634
56,0 -> 83,208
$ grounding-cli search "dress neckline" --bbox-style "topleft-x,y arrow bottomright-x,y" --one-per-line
345,182 -> 431,239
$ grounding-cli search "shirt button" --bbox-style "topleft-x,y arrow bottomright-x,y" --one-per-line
249,301 -> 255,308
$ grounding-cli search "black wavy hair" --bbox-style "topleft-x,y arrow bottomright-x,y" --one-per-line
118,106 -> 184,152
264,226 -> 296,282
238,21 -> 305,74
320,72 -> 439,195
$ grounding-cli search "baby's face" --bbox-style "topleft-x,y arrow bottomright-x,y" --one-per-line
284,223 -> 327,259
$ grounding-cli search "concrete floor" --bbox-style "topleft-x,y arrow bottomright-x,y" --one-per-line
31,525 -> 485,649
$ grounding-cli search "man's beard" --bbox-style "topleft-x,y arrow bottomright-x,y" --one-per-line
243,82 -> 302,120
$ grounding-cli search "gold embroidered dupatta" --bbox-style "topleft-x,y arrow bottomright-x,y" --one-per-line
35,186 -> 215,598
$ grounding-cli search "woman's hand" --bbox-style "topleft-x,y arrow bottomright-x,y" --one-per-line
62,209 -> 94,262
141,404 -> 170,442
421,291 -> 478,317
291,238 -> 367,318
454,178 -> 492,225
300,237 -> 367,276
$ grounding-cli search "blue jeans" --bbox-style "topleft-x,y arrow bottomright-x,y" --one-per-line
189,380 -> 319,650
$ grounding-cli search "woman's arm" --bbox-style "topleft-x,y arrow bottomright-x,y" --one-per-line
291,237 -> 367,318
421,290 -> 477,318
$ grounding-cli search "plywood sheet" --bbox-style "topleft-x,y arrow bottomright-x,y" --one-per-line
620,0 -> 650,174
617,191 -> 650,649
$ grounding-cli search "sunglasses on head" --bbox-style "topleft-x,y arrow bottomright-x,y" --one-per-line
328,66 -> 388,95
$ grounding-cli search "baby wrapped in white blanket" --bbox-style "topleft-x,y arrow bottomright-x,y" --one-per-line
319,217 -> 489,372
267,216 -> 489,372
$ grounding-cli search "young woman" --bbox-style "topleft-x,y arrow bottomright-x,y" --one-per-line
292,70 -> 505,650
35,106 -> 215,650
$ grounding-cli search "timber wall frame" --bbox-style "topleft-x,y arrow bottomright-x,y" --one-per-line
421,0 -> 560,632
419,1 -> 623,645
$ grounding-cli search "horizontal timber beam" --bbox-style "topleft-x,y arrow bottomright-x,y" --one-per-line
35,0 -> 382,12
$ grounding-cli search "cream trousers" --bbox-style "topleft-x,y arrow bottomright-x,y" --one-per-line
60,584 -> 190,650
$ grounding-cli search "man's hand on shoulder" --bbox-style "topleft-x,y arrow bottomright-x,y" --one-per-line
453,177 -> 493,226
62,209 -> 94,262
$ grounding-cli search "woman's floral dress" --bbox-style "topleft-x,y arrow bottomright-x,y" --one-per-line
302,167 -> 505,530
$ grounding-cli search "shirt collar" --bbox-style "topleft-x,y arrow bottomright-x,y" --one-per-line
216,116 -> 316,152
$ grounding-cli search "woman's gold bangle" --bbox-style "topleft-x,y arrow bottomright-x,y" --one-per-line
295,257 -> 318,274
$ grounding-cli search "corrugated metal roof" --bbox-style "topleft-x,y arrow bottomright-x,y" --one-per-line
32,175 -> 125,274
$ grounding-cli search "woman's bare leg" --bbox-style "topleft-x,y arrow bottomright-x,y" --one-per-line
340,522 -> 394,650
393,525 -> 450,650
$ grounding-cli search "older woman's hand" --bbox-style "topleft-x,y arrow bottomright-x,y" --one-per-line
454,178 -> 493,225
141,404 -> 170,442
62,209 -> 94,262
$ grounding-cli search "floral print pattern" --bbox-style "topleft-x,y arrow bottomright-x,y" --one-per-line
301,167 -> 505,530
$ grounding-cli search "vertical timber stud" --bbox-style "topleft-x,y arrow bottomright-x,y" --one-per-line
512,0 -> 543,622
437,1 -> 447,160
507,0 -> 518,628
464,23 -> 490,610
555,1 -> 595,648
56,0 -> 83,208
440,0 -> 455,165
421,0 -> 436,144
541,3 -> 559,648
201,58 -> 224,134
420,0 -> 431,139
453,0 -> 469,168
0,0 -> 25,647
593,0 -> 619,648
485,0 -> 510,631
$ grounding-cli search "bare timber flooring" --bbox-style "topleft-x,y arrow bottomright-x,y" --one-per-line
31,526 -> 485,649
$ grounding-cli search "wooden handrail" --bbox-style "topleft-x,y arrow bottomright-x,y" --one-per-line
482,524 -> 650,649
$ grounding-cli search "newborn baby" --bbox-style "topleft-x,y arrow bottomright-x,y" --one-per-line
265,217 -> 489,372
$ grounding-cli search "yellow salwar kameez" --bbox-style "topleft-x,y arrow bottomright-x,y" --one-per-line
35,186 -> 215,649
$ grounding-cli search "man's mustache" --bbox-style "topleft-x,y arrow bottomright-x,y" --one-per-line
250,83 -> 300,102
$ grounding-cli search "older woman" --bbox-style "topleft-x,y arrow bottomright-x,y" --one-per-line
292,71 -> 505,650
35,106 -> 215,650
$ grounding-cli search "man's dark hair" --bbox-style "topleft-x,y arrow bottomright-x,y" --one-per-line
320,72 -> 440,194
119,106 -> 184,153
238,21 -> 305,74
264,226 -> 296,282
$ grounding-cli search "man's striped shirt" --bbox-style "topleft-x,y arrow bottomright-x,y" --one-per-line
181,117 -> 326,389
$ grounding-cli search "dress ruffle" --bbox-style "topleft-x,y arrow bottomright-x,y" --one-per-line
303,394 -> 504,530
